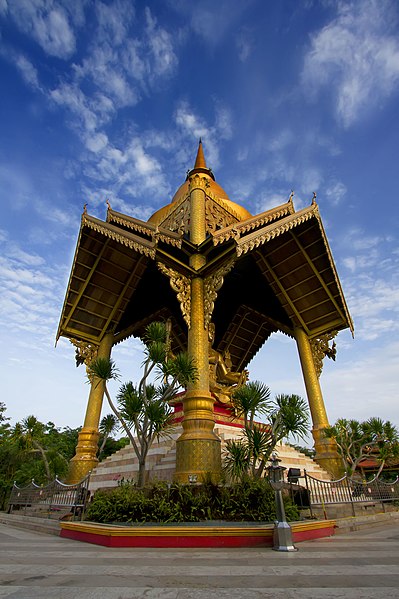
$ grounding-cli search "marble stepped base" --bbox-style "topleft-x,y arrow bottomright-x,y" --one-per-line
89,420 -> 331,492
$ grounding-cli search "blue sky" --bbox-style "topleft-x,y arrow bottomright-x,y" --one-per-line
0,0 -> 398,438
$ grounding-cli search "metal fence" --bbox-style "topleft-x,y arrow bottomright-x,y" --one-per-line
302,471 -> 399,517
7,475 -> 91,521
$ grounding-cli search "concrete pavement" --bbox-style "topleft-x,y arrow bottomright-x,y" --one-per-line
1,521 -> 399,598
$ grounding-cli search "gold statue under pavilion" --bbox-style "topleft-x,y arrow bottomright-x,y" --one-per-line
57,141 -> 353,483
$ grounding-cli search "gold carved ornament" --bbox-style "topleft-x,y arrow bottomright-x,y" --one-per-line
70,338 -> 98,373
310,331 -> 338,378
208,323 -> 249,407
161,199 -> 191,235
205,197 -> 239,232
203,257 -> 236,328
157,262 -> 191,327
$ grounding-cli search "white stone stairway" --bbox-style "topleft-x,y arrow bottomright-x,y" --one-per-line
89,423 -> 331,492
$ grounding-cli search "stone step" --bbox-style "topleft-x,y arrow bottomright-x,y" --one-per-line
89,422 -> 332,491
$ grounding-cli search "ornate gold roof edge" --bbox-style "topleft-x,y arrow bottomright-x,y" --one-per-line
82,213 -> 156,258
56,222 -> 86,344
212,199 -> 295,246
107,208 -> 183,248
312,206 -> 355,336
236,204 -> 316,257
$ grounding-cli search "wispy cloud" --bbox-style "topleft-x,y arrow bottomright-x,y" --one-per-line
3,0 -> 78,59
302,0 -> 399,126
339,228 -> 399,340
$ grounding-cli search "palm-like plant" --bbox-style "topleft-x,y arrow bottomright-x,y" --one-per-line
12,415 -> 51,481
224,384 -> 310,480
98,414 -> 119,457
88,321 -> 197,487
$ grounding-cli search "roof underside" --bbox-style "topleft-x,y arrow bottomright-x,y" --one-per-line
58,205 -> 352,371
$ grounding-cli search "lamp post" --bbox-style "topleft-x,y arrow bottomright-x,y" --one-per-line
268,452 -> 298,552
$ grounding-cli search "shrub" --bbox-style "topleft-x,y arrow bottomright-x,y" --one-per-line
85,478 -> 300,524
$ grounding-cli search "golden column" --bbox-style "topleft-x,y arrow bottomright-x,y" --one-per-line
294,327 -> 342,477
175,175 -> 221,483
67,332 -> 114,483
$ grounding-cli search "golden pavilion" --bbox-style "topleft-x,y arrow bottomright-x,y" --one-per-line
57,141 -> 353,482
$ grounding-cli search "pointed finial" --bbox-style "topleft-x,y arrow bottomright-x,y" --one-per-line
312,191 -> 317,205
288,190 -> 294,202
194,138 -> 207,170
83,203 -> 88,214
106,199 -> 111,210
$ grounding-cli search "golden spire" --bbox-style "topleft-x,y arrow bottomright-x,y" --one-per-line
188,139 -> 215,180
194,138 -> 207,169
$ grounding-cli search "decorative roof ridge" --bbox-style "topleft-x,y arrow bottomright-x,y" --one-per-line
107,207 -> 182,247
212,198 -> 295,246
56,224 -> 86,344
207,194 -> 242,222
311,207 -> 355,336
82,213 -> 156,258
236,204 -> 317,256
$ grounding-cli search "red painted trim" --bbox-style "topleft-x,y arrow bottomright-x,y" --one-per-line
60,522 -> 334,548
60,528 -> 273,548
293,526 -> 335,542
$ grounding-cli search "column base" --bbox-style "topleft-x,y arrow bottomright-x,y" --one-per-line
66,428 -> 100,483
175,437 -> 222,484
312,427 -> 343,479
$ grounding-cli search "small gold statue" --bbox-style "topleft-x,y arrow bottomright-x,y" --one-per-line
208,323 -> 248,405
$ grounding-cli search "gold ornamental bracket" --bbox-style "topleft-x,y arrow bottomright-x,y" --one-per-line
70,338 -> 99,373
309,332 -> 338,378
157,262 -> 192,327
203,257 -> 236,328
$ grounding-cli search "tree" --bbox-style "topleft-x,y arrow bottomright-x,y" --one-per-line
98,414 -> 119,457
13,416 -> 52,481
88,321 -> 197,487
223,383 -> 310,480
323,417 -> 399,477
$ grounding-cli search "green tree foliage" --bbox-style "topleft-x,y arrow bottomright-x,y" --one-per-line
86,478 -> 299,524
88,321 -> 197,487
224,383 -> 310,480
323,417 -> 399,476
98,414 -> 119,457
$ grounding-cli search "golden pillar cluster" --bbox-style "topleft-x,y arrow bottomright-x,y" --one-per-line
67,332 -> 114,483
294,327 -> 342,477
175,177 -> 221,483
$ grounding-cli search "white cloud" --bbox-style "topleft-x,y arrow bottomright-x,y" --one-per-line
339,229 -> 399,342
322,340 -> 399,428
324,181 -> 347,206
174,102 -> 233,168
50,82 -> 99,132
171,0 -> 255,47
236,28 -> 252,62
15,54 -> 41,89
85,132 -> 109,154
96,0 -> 135,46
302,0 -> 399,126
5,1 -> 77,59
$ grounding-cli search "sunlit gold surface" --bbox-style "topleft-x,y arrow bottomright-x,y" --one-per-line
294,327 -> 342,477
59,141 -> 353,484
67,333 -> 113,483
148,142 -> 252,226
174,173 -> 221,483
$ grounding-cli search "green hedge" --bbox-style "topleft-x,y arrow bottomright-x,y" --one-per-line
86,478 -> 299,524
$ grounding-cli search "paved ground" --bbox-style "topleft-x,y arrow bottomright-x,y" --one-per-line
1,522 -> 399,598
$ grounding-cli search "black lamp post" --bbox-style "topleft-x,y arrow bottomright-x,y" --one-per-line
268,452 -> 297,552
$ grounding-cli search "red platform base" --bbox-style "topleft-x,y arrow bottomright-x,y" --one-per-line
60,520 -> 335,548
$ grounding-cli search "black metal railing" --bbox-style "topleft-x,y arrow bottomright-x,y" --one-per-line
7,474 -> 91,521
302,471 -> 399,517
